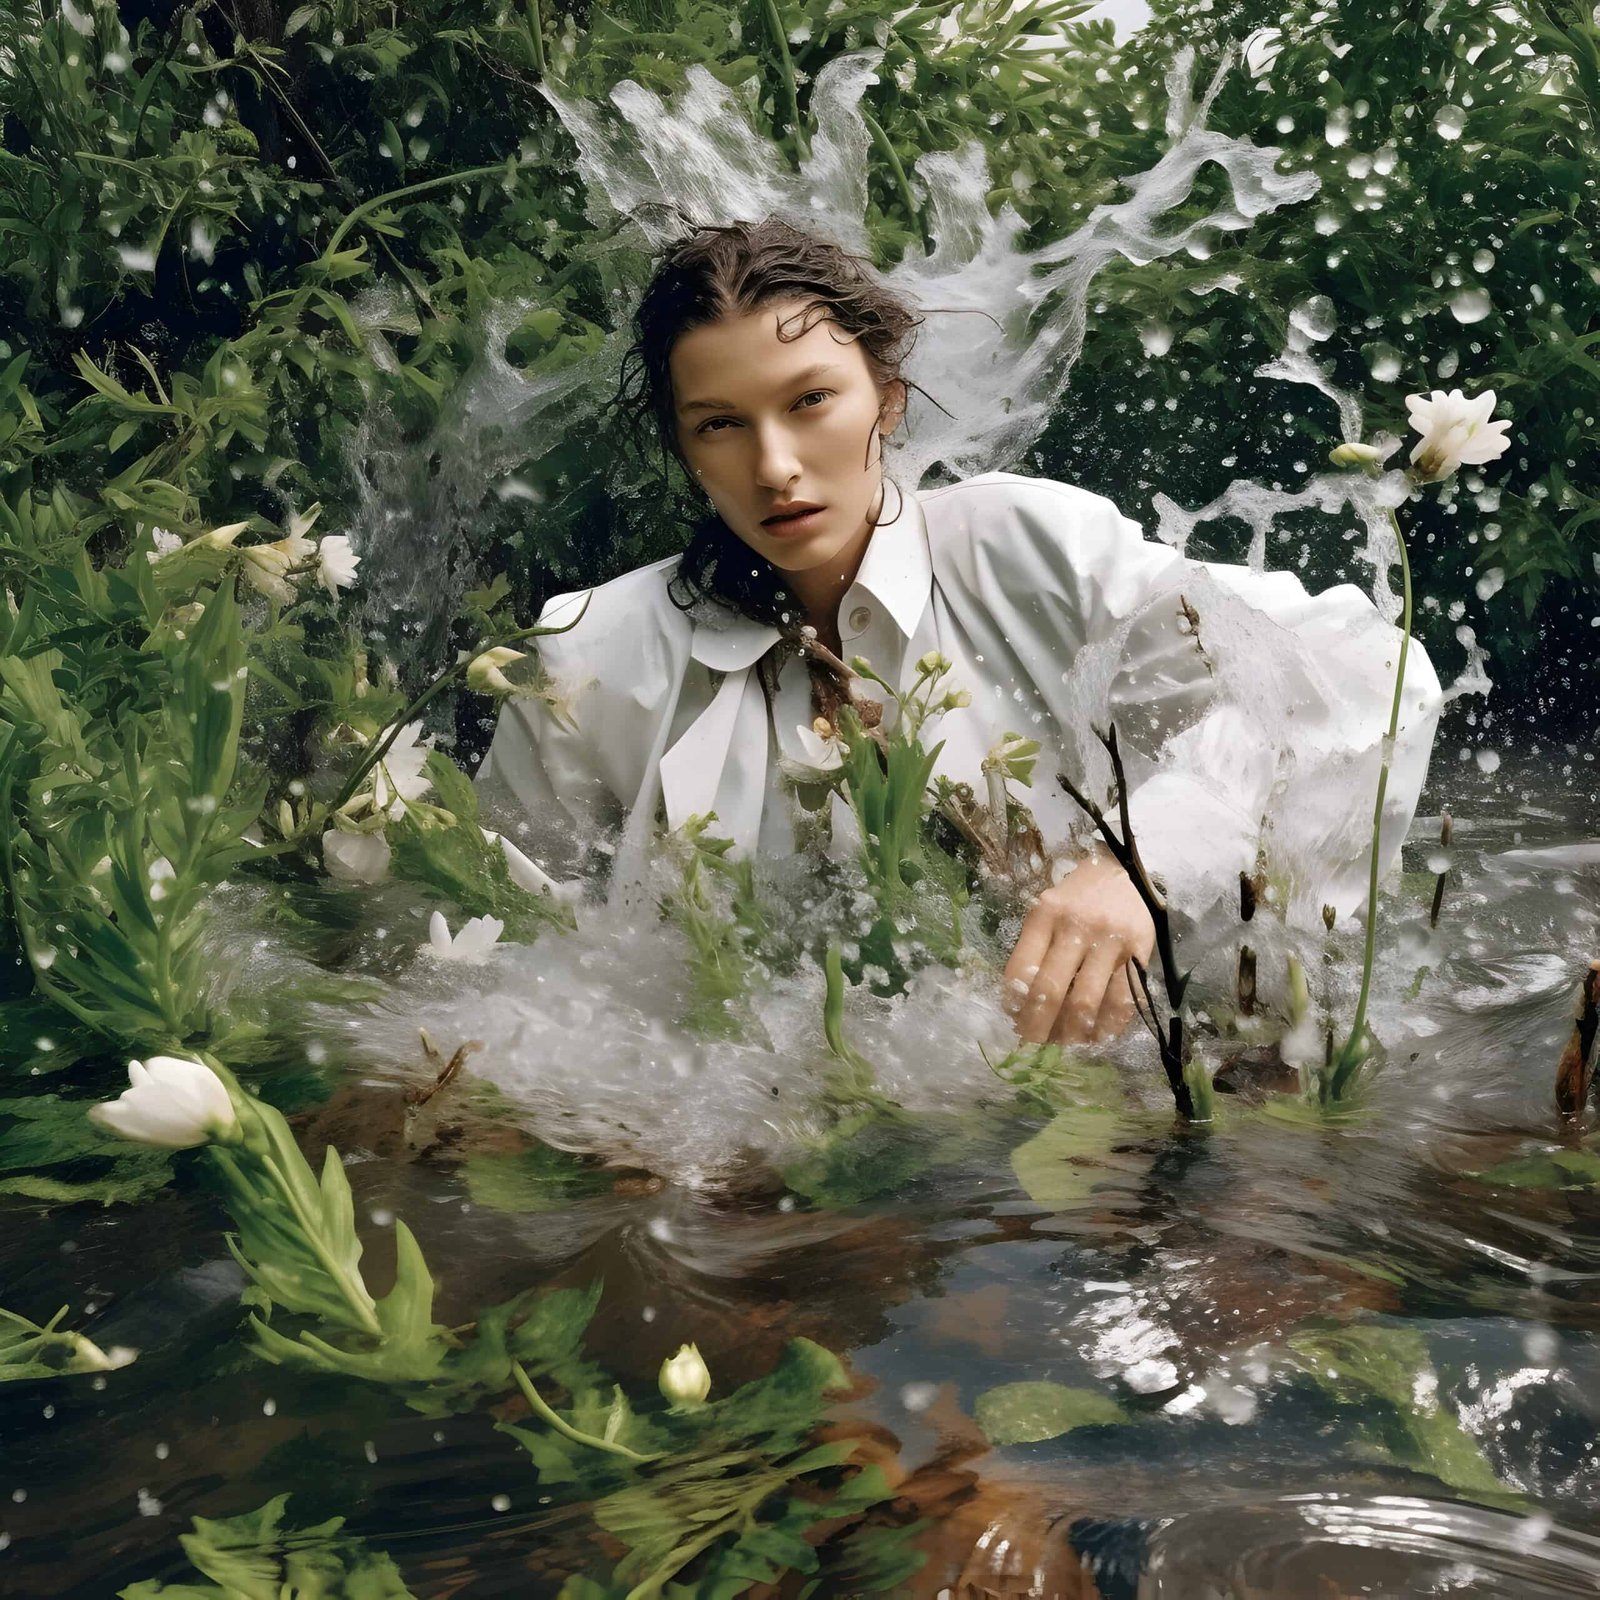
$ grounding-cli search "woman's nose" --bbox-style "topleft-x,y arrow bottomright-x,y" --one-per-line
752,423 -> 803,488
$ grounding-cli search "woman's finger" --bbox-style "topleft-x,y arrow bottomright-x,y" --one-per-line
1002,905 -> 1059,1024
1092,960 -> 1141,1042
1014,929 -> 1088,1045
1051,941 -> 1123,1046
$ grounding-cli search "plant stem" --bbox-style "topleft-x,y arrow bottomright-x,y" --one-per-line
861,107 -> 929,253
257,1153 -> 383,1337
510,1361 -> 660,1463
524,0 -> 548,77
1329,504 -> 1414,1099
326,599 -> 591,818
762,0 -> 809,160
325,164 -> 517,257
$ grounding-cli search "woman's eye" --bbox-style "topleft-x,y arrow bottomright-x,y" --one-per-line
697,391 -> 832,435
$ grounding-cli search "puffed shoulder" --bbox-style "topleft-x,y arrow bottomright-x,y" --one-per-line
921,470 -> 1183,634
531,554 -> 691,701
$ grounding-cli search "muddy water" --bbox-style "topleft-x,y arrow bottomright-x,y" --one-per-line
2,744 -> 1598,1598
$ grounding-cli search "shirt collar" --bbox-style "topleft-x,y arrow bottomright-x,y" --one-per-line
686,472 -> 930,672
850,471 -> 932,643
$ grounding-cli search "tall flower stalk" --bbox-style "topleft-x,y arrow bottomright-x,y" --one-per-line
1323,387 -> 1511,1099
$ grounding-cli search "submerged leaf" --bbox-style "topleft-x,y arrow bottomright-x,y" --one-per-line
973,1380 -> 1129,1445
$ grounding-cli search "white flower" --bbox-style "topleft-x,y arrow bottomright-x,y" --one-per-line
465,646 -> 527,697
241,531 -> 316,605
322,827 -> 392,882
658,1342 -> 711,1408
88,1055 -> 239,1149
317,535 -> 359,596
479,827 -> 584,904
1241,26 -> 1283,79
148,527 -> 182,562
424,909 -> 504,963
370,721 -> 434,817
793,716 -> 847,773
1404,387 -> 1512,482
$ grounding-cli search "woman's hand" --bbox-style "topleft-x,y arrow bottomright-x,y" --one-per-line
1002,852 -> 1156,1046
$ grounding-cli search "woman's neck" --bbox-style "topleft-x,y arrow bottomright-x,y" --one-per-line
780,485 -> 883,649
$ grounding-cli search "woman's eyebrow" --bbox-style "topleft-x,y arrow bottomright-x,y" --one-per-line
678,363 -> 840,414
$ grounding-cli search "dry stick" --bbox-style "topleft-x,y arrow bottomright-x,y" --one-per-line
1238,868 -> 1259,1019
1429,811 -> 1453,928
1555,960 -> 1600,1122
1056,723 -> 1195,1119
1237,946 -> 1257,1019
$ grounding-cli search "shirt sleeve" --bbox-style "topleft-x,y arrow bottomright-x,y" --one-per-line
989,479 -> 1443,922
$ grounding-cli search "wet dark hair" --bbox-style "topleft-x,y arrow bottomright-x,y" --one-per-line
608,214 -> 925,628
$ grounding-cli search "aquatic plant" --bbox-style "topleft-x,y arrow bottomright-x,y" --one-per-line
0,1302 -> 134,1383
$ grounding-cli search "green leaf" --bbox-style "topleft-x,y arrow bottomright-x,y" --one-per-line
973,1380 -> 1128,1445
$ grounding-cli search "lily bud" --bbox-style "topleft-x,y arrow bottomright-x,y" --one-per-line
658,1342 -> 711,1408
466,646 -> 527,697
196,521 -> 249,551
89,1056 -> 240,1149
1328,441 -> 1385,470
917,650 -> 953,676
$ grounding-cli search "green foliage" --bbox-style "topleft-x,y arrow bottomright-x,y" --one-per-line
0,487 -> 267,1045
0,1090 -> 173,1206
388,751 -> 574,941
1472,1143 -> 1600,1190
118,1493 -> 415,1599
658,814 -> 775,1040
582,1338 -> 915,1597
973,1379 -> 1129,1445
1285,1322 -> 1516,1504
459,1141 -> 617,1213
0,1300 -> 124,1382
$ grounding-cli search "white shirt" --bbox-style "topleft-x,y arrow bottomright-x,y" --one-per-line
475,471 -> 1443,922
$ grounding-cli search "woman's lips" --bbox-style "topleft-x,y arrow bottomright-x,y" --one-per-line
762,507 -> 826,534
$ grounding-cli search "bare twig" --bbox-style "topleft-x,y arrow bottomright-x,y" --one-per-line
1237,944 -> 1257,1018
1555,960 -> 1600,1122
1056,723 -> 1196,1118
1429,811 -> 1453,929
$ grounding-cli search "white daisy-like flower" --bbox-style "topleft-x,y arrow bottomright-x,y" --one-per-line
424,909 -> 505,963
371,721 -> 434,818
317,535 -> 359,596
1404,387 -> 1512,483
792,716 -> 848,774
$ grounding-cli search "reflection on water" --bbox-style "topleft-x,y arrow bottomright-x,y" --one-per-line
1,748 -> 1597,1596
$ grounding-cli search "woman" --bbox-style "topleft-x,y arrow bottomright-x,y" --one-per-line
476,218 -> 1443,1049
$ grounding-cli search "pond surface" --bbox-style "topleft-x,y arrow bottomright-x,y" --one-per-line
3,742 -> 1599,1598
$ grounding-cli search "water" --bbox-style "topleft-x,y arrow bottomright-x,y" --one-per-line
6,24 -> 1596,1600
2,747 -> 1597,1596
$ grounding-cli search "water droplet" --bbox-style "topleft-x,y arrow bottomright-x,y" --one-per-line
1475,749 -> 1501,774
1434,105 -> 1467,140
1449,287 -> 1493,324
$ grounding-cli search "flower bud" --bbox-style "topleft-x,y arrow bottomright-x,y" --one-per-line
89,1056 -> 240,1149
466,646 -> 527,697
658,1342 -> 711,1408
1328,441 -> 1384,469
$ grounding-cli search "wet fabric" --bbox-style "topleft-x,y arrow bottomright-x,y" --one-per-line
475,471 -> 1442,920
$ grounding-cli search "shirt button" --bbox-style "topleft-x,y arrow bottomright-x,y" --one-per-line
848,604 -> 872,633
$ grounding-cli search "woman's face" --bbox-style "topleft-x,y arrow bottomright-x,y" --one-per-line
668,297 -> 905,580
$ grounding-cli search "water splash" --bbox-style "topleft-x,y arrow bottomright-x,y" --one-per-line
342,43 -> 1320,670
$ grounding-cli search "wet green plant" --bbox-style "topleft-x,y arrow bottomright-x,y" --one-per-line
119,1493 -> 416,1600
659,813 -> 777,1041
0,1300 -> 133,1382
89,1052 -> 920,1594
